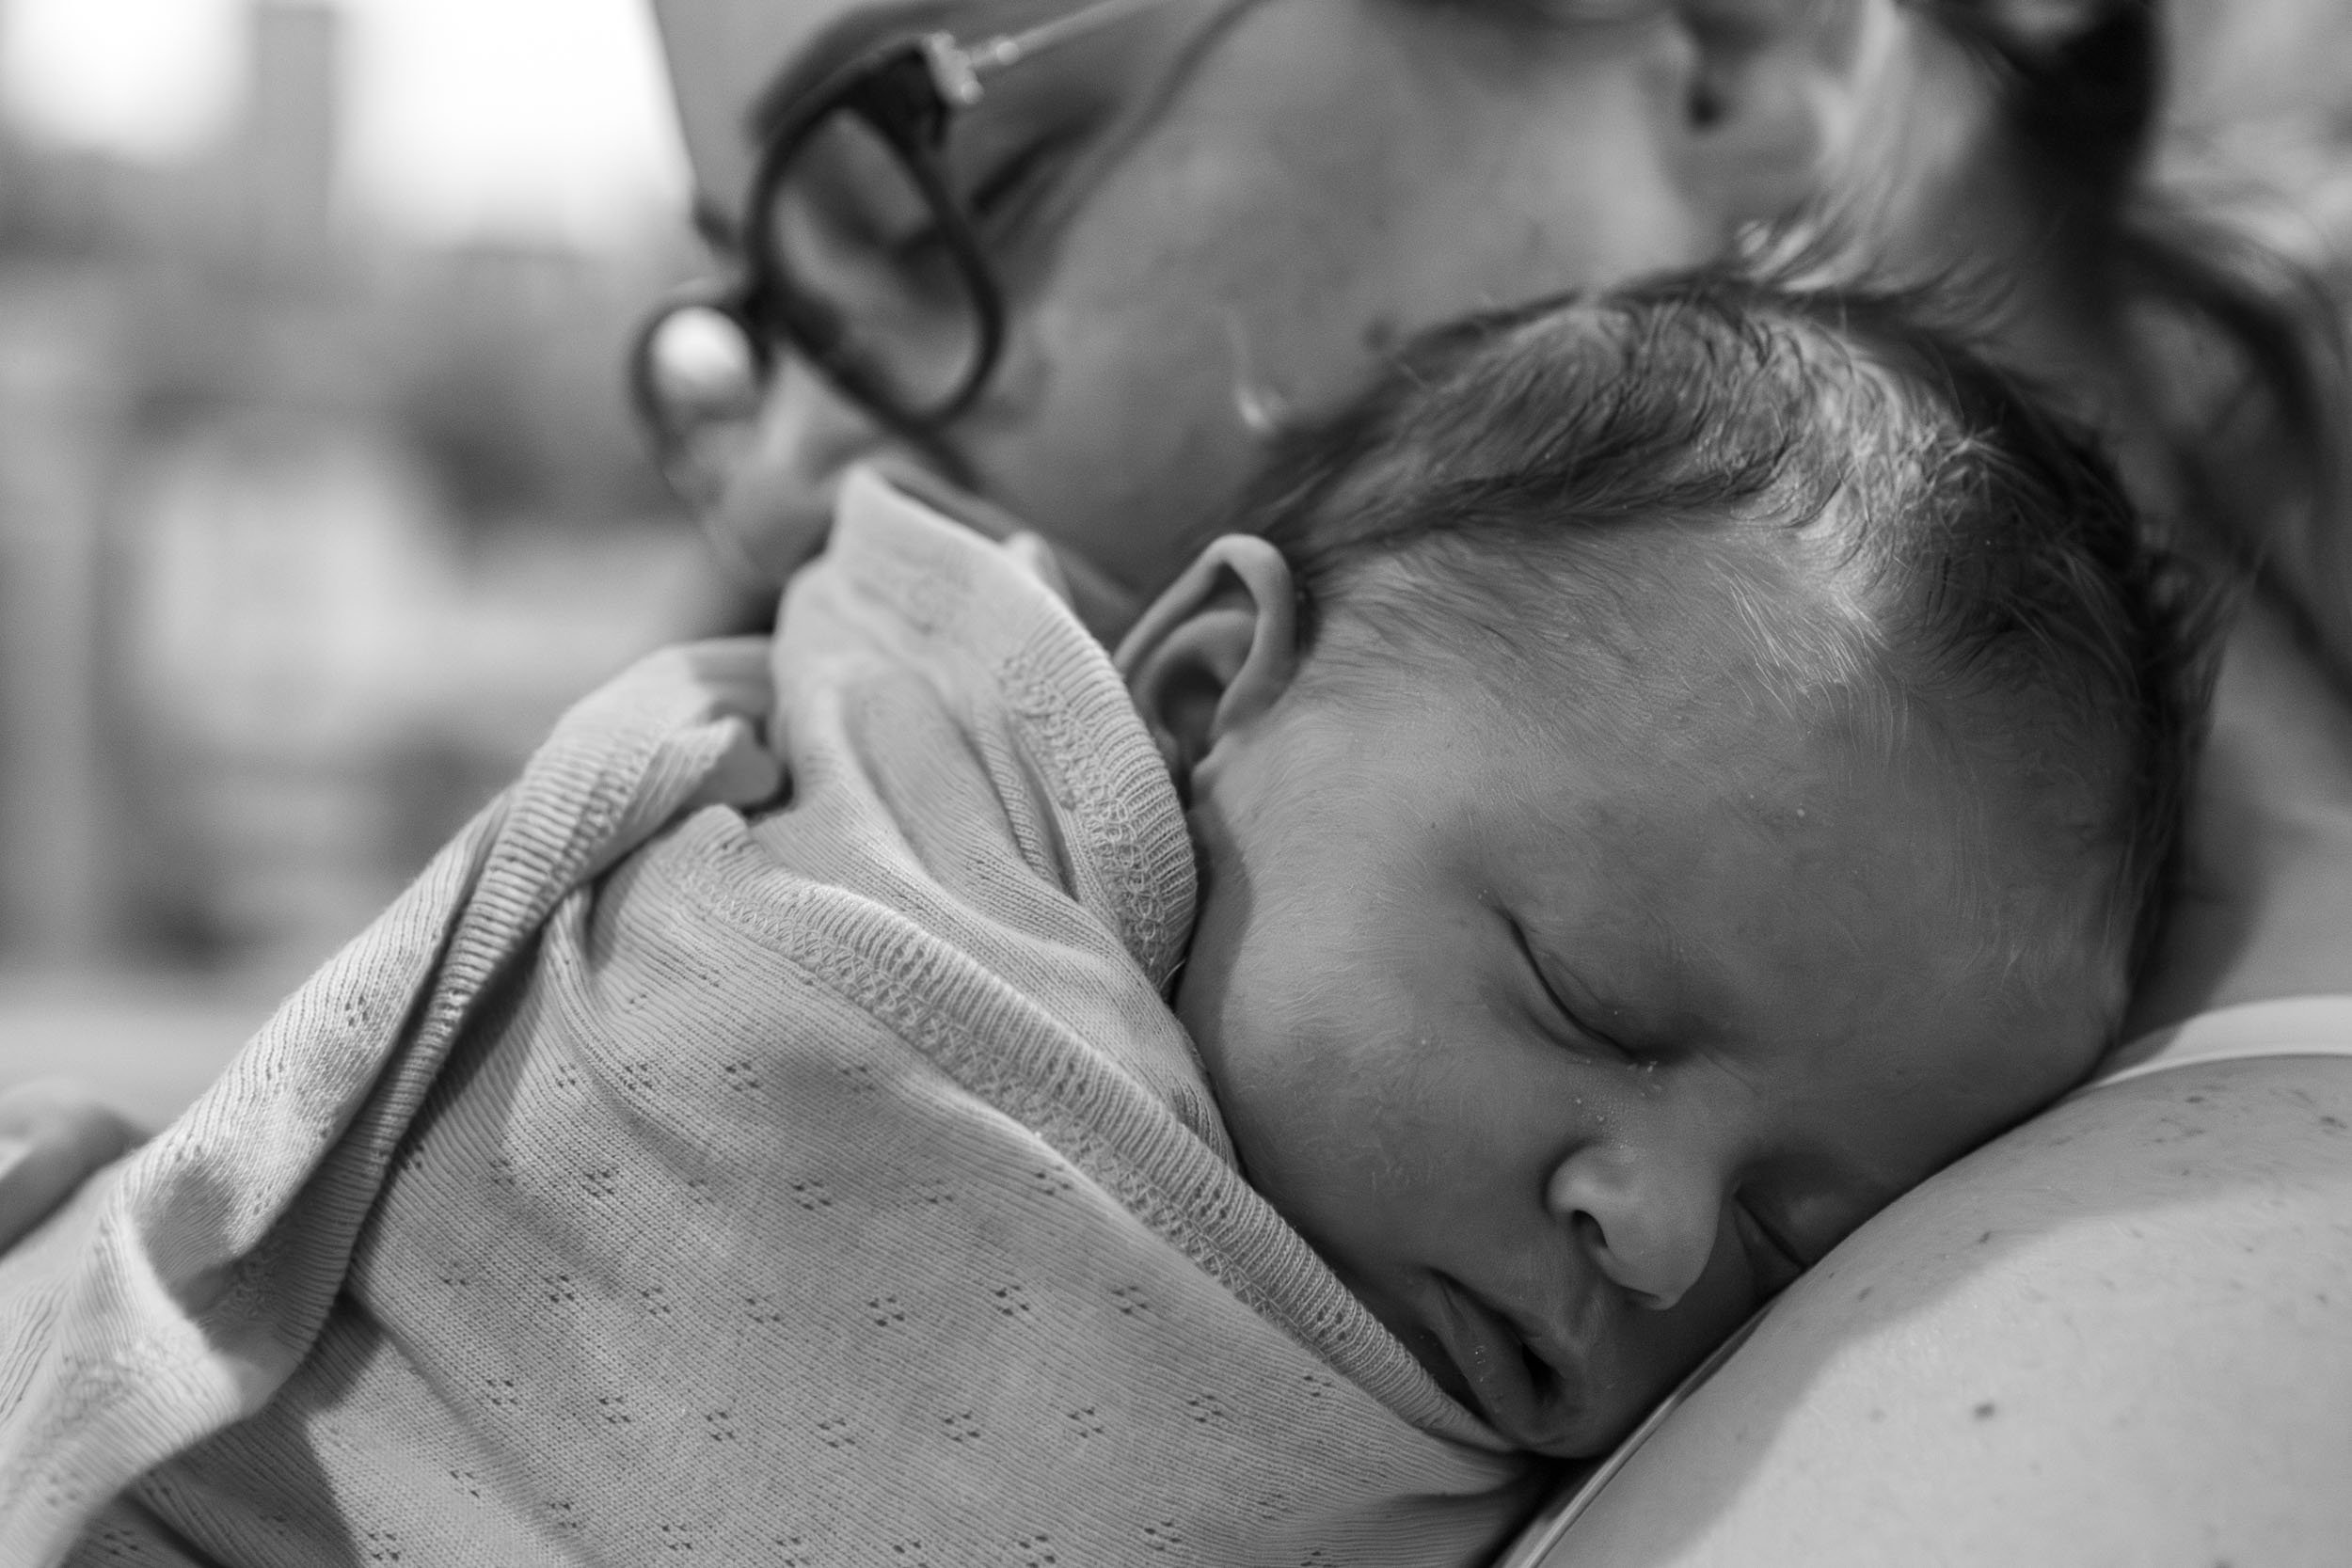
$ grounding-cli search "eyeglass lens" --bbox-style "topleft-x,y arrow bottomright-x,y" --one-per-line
761,96 -> 991,420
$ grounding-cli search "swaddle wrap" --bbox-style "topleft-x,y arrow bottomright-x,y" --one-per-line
0,471 -> 1535,1567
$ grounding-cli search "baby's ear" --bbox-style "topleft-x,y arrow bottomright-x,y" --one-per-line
1115,537 -> 1300,793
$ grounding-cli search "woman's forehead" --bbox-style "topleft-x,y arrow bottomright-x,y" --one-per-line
654,0 -> 859,207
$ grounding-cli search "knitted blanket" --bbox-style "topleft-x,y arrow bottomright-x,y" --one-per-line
0,473 -> 1535,1567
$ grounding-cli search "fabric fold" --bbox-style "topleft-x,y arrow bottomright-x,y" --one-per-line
0,649 -> 774,1567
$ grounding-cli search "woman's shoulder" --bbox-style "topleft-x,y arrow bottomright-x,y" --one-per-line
1534,1044 -> 2352,1566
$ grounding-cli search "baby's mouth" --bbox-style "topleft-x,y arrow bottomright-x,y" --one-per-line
1429,1275 -> 1591,1454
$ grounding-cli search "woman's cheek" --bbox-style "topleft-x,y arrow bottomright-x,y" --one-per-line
991,307 -> 1258,589
991,191 -> 1307,590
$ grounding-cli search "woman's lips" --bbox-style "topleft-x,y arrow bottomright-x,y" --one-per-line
1430,1275 -> 1587,1452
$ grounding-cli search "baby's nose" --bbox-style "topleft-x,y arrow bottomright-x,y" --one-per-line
1544,1143 -> 1721,1311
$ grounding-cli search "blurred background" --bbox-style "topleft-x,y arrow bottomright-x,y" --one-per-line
0,0 -> 732,1117
0,0 -> 2350,1121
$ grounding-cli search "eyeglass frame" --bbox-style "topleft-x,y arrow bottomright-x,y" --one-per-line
628,0 -> 1193,474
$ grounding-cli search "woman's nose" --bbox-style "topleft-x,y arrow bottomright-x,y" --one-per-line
1544,1139 -> 1723,1311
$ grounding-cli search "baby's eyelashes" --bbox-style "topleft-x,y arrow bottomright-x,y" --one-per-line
1508,916 -> 1637,1062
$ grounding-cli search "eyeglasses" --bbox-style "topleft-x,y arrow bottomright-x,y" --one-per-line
629,0 -> 1195,492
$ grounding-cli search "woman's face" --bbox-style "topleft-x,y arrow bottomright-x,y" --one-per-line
651,0 -> 1981,608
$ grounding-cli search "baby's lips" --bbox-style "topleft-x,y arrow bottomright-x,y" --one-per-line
1435,1275 -> 1606,1455
1433,1277 -> 1545,1440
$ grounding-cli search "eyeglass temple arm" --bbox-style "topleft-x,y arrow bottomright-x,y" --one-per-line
926,0 -> 1660,105
925,0 -> 1189,106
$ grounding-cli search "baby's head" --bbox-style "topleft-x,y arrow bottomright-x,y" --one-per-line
1113,275 -> 2201,1455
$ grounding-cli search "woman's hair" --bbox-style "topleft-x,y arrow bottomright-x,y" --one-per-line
1895,1 -> 2352,685
1237,274 -> 2206,987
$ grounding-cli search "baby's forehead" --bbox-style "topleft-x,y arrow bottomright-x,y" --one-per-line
1408,618 -> 2122,975
1306,475 -> 2126,893
1327,521 -> 1890,736
1472,733 -> 2122,1069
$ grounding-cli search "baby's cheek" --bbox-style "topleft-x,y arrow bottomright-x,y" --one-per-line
1579,1237 -> 1767,1449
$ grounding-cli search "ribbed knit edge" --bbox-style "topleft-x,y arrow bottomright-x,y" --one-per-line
818,469 -> 1198,987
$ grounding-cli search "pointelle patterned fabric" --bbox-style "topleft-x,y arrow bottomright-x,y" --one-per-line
0,469 -> 1538,1567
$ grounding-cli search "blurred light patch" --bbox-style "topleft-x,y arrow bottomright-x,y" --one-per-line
337,0 -> 689,249
1,0 -> 247,161
0,0 -> 691,250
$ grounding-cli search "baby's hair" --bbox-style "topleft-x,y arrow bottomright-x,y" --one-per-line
1236,272 -> 2207,990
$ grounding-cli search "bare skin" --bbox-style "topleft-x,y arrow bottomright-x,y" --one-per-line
1513,595 -> 2352,1563
1540,1053 -> 2352,1565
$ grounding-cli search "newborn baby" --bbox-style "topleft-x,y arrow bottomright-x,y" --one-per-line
0,277 -> 2196,1568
